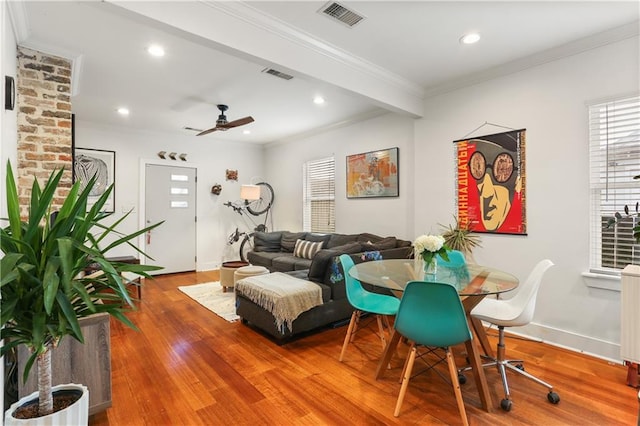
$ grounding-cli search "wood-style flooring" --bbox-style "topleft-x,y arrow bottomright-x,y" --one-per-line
89,270 -> 639,425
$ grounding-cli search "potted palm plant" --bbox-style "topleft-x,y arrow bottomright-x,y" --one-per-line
1,162 -> 162,424
439,216 -> 482,264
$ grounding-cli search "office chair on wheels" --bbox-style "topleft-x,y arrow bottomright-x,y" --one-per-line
470,259 -> 559,411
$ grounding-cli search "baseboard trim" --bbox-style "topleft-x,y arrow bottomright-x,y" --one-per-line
485,321 -> 623,365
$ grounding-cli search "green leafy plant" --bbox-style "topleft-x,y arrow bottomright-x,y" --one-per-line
605,175 -> 640,244
439,216 -> 482,256
1,162 -> 163,417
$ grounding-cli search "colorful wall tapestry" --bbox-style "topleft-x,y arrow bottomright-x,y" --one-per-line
454,129 -> 526,235
346,147 -> 399,198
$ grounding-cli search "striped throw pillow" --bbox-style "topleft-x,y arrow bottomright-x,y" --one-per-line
293,239 -> 323,259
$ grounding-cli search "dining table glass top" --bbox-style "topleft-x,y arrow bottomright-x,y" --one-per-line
348,258 -> 519,296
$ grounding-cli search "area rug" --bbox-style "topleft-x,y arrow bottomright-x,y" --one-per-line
178,282 -> 240,322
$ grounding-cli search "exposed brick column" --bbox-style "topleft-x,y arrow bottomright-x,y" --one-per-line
16,47 -> 72,216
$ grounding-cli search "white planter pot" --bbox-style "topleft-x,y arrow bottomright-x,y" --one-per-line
4,384 -> 89,426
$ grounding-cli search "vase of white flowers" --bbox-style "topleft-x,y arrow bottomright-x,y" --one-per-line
414,234 -> 450,278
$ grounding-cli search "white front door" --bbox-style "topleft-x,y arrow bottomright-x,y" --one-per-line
144,164 -> 196,274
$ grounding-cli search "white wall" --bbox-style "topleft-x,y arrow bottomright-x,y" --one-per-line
75,121 -> 264,270
1,1 -> 18,415
264,112 -> 415,240
414,36 -> 639,360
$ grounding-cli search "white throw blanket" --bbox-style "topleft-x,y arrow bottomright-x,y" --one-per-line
236,272 -> 323,332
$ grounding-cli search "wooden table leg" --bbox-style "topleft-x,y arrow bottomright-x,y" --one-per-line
625,361 -> 639,388
462,296 -> 493,412
470,316 -> 494,358
375,329 -> 402,380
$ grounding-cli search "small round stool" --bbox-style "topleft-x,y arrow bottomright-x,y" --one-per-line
220,261 -> 249,292
234,265 -> 270,286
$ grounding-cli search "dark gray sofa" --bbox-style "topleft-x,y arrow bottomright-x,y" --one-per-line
236,231 -> 412,341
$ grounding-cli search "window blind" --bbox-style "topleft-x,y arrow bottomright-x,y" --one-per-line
303,156 -> 335,233
589,95 -> 640,272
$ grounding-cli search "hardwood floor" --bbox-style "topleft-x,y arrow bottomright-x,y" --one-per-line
89,271 -> 639,425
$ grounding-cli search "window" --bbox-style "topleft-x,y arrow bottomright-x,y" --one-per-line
303,156 -> 335,233
589,95 -> 640,272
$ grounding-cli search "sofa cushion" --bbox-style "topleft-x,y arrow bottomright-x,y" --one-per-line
252,231 -> 282,252
327,234 -> 359,248
305,233 -> 331,247
307,242 -> 362,283
281,231 -> 307,252
360,236 -> 397,251
272,255 -> 312,272
246,251 -> 283,268
293,239 -> 324,259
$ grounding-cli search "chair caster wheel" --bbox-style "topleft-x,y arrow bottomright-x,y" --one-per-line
458,374 -> 466,385
500,398 -> 512,411
547,391 -> 560,404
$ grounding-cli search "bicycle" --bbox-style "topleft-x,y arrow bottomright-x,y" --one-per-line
225,182 -> 274,262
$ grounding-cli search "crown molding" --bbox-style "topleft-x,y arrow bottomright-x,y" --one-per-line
201,1 -> 424,99
7,0 -> 29,43
266,108 -> 389,147
424,20 -> 640,98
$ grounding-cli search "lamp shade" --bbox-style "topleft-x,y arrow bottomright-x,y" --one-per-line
240,184 -> 261,200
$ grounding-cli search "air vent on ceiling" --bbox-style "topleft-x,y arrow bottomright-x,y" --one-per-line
261,67 -> 294,80
318,1 -> 365,28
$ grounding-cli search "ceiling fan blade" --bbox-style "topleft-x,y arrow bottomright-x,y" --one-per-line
219,116 -> 254,129
196,126 -> 220,136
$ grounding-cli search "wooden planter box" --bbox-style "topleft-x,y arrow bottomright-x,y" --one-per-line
17,313 -> 111,416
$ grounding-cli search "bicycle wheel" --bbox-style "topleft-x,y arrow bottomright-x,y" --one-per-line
247,182 -> 274,216
239,233 -> 254,262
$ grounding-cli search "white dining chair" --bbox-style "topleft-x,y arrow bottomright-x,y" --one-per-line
470,259 -> 559,412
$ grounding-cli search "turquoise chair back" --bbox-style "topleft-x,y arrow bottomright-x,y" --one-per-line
339,254 -> 399,316
437,250 -> 466,268
339,254 -> 369,309
394,280 -> 471,348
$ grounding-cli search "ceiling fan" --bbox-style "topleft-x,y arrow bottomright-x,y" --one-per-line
196,104 -> 254,136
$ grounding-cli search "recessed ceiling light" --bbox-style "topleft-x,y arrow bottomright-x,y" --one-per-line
460,33 -> 481,45
243,130 -> 251,135
147,44 -> 165,57
117,107 -> 130,116
313,96 -> 325,105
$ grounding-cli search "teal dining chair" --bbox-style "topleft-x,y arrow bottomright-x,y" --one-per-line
393,280 -> 472,426
437,249 -> 466,267
338,254 -> 400,362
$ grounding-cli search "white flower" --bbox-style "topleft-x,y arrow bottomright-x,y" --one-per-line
413,234 -> 445,254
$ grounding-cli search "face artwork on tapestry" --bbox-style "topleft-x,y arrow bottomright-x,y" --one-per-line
455,130 -> 527,235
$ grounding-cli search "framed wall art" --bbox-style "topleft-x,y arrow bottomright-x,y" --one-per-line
454,129 -> 526,235
346,147 -> 399,198
73,147 -> 116,213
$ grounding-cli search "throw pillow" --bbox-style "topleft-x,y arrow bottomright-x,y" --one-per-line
281,231 -> 308,252
293,239 -> 323,260
305,233 -> 331,247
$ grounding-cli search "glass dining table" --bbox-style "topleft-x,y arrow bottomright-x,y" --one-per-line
349,258 -> 519,412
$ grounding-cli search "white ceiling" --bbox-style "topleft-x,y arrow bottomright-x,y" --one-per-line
11,1 -> 640,144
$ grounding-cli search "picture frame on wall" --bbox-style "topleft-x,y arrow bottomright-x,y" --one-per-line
453,129 -> 527,235
73,147 -> 116,213
346,147 -> 399,198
